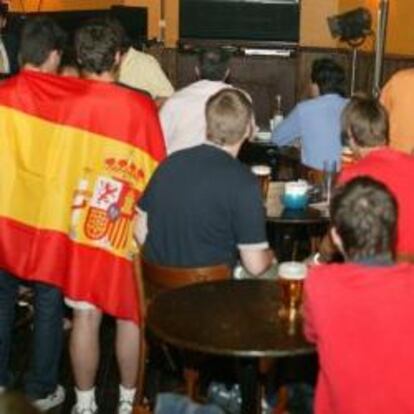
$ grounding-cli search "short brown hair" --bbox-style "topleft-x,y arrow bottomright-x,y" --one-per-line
331,176 -> 397,261
20,17 -> 66,67
206,88 -> 254,146
75,19 -> 122,75
198,48 -> 230,81
341,96 -> 389,147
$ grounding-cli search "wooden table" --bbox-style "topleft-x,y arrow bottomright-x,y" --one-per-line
266,182 -> 330,261
147,279 -> 314,414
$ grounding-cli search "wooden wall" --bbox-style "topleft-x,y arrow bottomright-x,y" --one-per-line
9,0 -> 121,12
7,0 -> 414,135
338,0 -> 414,56
300,0 -> 337,48
8,0 -> 171,45
151,45 -> 414,133
8,0 -> 414,55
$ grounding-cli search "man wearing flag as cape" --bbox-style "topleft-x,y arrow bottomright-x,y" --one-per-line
0,18 -> 165,414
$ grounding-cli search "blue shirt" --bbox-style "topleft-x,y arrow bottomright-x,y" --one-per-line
271,94 -> 348,170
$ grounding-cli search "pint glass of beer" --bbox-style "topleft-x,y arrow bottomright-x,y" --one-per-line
278,262 -> 307,322
251,165 -> 271,201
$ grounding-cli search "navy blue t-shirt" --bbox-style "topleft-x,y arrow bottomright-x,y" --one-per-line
139,144 -> 268,267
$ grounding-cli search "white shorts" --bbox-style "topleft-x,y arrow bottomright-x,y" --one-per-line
65,297 -> 97,311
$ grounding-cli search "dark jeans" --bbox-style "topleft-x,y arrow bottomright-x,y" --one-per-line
0,269 -> 63,398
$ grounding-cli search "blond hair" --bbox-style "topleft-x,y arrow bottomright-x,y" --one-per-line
342,96 -> 389,147
206,88 -> 254,146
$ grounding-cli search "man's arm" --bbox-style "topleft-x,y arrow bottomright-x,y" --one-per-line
233,173 -> 275,275
134,207 -> 148,247
271,106 -> 301,147
380,75 -> 394,112
239,246 -> 274,276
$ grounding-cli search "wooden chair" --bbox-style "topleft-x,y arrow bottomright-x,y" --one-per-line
134,256 -> 232,409
141,258 -> 231,301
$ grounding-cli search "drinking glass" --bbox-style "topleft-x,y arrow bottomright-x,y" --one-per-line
322,161 -> 337,204
251,165 -> 271,202
278,262 -> 307,322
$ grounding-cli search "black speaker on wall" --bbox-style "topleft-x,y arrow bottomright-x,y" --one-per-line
180,0 -> 300,46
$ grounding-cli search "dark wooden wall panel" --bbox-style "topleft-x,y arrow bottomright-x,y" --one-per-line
149,46 -> 414,122
168,51 -> 298,129
229,54 -> 297,129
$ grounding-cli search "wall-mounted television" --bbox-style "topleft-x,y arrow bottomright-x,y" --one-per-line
180,0 -> 300,47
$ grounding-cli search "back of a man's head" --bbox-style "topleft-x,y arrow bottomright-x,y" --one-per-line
341,96 -> 389,148
206,88 -> 254,147
198,48 -> 230,81
331,176 -> 397,261
311,58 -> 346,96
105,18 -> 131,55
19,17 -> 66,68
75,19 -> 122,76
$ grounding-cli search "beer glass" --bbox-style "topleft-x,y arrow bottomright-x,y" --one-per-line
278,262 -> 307,322
251,165 -> 271,201
322,161 -> 337,204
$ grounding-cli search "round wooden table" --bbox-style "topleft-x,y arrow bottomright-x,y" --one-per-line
267,207 -> 330,261
147,279 -> 314,414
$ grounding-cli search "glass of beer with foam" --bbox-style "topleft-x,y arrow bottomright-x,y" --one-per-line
278,262 -> 307,322
251,165 -> 271,201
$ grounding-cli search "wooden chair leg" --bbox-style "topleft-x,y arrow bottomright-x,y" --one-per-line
273,386 -> 289,414
133,406 -> 152,414
183,367 -> 199,400
310,236 -> 321,255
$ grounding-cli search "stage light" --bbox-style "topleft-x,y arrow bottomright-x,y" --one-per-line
328,8 -> 372,43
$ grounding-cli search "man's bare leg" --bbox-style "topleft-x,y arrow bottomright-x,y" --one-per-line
116,319 -> 140,413
70,308 -> 102,412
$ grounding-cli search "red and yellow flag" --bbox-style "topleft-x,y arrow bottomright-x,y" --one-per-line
0,70 -> 166,324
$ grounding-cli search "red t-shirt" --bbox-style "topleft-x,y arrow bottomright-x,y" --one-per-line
304,263 -> 414,414
339,148 -> 414,255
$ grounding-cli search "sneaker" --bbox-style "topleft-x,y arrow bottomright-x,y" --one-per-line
117,400 -> 133,414
33,385 -> 65,411
71,405 -> 97,414
0,386 -> 5,394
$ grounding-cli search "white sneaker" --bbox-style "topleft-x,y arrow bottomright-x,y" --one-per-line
33,385 -> 65,411
0,386 -> 5,394
117,400 -> 134,414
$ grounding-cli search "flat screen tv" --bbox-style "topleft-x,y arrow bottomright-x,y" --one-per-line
180,0 -> 300,46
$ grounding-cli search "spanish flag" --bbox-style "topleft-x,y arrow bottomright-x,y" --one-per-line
0,70 -> 166,324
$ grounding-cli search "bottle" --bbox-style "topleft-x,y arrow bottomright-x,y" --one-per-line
270,94 -> 284,130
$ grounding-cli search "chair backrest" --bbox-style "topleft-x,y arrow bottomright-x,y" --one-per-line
140,256 -> 232,301
132,257 -> 231,405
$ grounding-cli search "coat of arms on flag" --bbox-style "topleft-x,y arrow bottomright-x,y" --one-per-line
70,156 -> 143,259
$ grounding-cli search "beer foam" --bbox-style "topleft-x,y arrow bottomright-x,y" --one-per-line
278,261 -> 307,280
251,165 -> 271,176
285,180 -> 309,196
